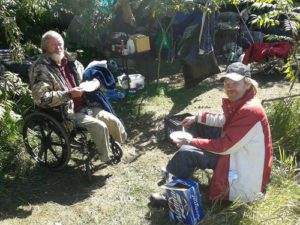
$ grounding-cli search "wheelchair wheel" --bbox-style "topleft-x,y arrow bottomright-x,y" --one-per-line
110,139 -> 123,164
22,112 -> 71,170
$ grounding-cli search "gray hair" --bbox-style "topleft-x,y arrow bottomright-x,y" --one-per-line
41,30 -> 64,52
245,77 -> 258,94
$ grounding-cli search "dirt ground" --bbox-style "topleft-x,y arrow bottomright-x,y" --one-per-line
1,66 -> 300,225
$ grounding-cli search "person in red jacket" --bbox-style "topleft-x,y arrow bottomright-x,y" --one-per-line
151,63 -> 273,205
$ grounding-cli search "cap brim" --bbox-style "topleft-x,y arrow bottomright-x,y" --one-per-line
221,72 -> 245,81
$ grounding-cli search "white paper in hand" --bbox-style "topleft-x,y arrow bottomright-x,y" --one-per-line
169,131 -> 193,143
79,80 -> 99,92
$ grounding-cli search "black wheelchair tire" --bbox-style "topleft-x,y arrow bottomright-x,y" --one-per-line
22,112 -> 71,170
110,139 -> 123,164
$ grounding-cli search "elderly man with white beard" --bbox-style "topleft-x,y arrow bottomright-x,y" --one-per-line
29,30 -> 127,164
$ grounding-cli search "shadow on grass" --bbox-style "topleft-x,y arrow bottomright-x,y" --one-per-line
111,79 -> 223,161
0,164 -> 111,220
165,81 -> 223,115
122,111 -> 178,161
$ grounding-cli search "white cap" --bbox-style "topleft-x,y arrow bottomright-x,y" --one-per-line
223,72 -> 248,81
222,72 -> 258,88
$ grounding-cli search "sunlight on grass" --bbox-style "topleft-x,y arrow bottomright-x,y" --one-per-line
240,167 -> 300,225
198,164 -> 299,225
1,75 -> 299,225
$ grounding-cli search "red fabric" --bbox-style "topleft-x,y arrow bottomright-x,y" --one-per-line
190,90 -> 273,201
201,112 -> 207,123
261,116 -> 273,193
191,91 -> 258,154
243,41 -> 292,65
208,155 -> 230,201
58,58 -> 84,112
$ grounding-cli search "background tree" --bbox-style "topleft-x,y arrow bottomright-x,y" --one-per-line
0,0 -> 58,61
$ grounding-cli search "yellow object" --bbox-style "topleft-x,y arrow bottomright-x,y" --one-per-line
129,34 -> 151,53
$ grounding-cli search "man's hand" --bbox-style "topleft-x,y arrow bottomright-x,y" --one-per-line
174,137 -> 193,148
69,87 -> 84,99
181,115 -> 197,129
174,137 -> 188,147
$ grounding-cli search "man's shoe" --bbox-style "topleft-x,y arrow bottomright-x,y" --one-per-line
149,193 -> 168,208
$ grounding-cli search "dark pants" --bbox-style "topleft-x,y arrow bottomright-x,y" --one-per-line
166,124 -> 221,179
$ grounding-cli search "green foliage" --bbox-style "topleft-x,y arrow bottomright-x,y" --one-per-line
23,41 -> 42,57
266,98 -> 300,160
61,0 -> 115,52
277,146 -> 298,178
0,71 -> 34,115
0,0 -> 58,61
0,105 -> 22,172
0,4 -> 24,62
0,71 -> 33,176
242,167 -> 300,225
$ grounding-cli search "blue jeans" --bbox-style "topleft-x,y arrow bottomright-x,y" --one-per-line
166,124 -> 221,179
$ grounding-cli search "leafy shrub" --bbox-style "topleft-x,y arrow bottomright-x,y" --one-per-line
0,71 -> 33,177
266,98 -> 300,159
23,41 -> 41,57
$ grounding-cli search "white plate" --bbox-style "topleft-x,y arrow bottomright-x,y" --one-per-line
79,80 -> 99,92
169,131 -> 193,143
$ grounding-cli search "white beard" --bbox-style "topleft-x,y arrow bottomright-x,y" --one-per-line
49,51 -> 65,63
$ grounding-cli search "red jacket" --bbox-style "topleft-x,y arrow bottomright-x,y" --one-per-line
242,41 -> 292,65
191,90 -> 273,202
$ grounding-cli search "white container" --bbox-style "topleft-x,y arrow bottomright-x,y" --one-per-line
128,74 -> 145,90
122,48 -> 129,55
117,74 -> 145,90
126,39 -> 135,54
117,74 -> 129,89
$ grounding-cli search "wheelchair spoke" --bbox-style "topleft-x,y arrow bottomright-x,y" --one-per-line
48,146 -> 61,160
38,123 -> 47,139
31,144 -> 42,156
44,146 -> 48,163
46,127 -> 55,139
51,141 -> 65,147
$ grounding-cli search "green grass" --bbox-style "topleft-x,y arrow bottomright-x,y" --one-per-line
266,98 -> 300,158
0,75 -> 299,225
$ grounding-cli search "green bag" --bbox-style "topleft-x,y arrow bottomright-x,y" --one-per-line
155,31 -> 171,49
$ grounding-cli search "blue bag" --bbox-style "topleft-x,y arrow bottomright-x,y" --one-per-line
161,178 -> 204,225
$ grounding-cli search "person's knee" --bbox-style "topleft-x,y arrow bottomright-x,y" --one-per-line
166,147 -> 194,174
86,120 -> 108,133
166,153 -> 193,179
177,145 -> 204,157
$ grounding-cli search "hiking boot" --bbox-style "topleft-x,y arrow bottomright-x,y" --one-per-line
149,193 -> 168,208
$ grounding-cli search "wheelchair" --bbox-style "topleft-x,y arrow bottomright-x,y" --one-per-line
22,106 -> 123,180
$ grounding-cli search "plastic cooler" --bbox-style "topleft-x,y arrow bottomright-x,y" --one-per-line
117,74 -> 145,90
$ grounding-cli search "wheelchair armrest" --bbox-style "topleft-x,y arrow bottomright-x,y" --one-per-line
37,105 -> 69,122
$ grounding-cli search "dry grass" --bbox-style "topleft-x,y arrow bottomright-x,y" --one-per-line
1,73 -> 299,225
